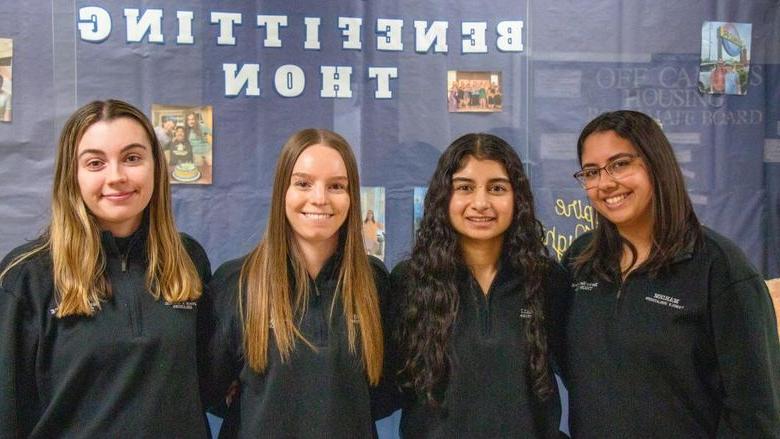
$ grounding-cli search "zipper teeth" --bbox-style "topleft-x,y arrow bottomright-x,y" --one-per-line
119,232 -> 140,272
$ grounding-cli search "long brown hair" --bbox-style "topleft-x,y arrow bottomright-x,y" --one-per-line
572,110 -> 701,280
239,128 -> 383,384
0,99 -> 202,316
399,133 -> 554,402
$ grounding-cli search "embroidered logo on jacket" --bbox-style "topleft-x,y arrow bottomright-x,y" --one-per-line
164,301 -> 198,310
520,308 -> 532,319
644,293 -> 685,310
572,281 -> 598,292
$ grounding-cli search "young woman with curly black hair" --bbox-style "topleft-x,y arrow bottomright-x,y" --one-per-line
391,133 -> 568,438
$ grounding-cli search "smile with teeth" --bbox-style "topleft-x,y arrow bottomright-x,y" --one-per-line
604,193 -> 629,205
466,216 -> 495,222
302,212 -> 333,219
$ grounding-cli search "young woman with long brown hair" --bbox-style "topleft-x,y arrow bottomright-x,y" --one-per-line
0,99 -> 211,437
392,133 -> 568,437
561,110 -> 780,437
203,128 -> 392,437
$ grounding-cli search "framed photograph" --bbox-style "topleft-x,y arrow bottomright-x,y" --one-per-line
360,187 -> 386,261
0,38 -> 13,122
698,22 -> 751,95
447,70 -> 502,113
151,104 -> 213,184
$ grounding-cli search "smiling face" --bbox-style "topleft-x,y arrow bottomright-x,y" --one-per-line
448,156 -> 514,249
285,144 -> 350,255
174,126 -> 185,142
76,117 -> 155,237
581,130 -> 654,237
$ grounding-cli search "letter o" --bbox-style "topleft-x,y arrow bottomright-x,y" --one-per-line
274,64 -> 305,97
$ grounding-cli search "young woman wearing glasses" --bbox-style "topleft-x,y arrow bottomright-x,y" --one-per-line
560,110 -> 780,437
392,133 -> 568,437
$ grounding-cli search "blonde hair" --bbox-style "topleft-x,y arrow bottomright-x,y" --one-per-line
239,128 -> 383,384
1,100 -> 202,316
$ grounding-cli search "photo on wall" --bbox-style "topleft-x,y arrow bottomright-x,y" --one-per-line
151,104 -> 214,184
698,21 -> 752,95
447,71 -> 502,113
0,38 -> 13,123
360,187 -> 386,261
413,186 -> 428,237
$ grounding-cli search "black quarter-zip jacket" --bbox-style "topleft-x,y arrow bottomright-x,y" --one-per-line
390,258 -> 569,438
0,225 -> 212,438
202,253 -> 393,438
558,228 -> 780,438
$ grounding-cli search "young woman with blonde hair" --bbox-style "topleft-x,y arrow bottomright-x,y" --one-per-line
0,99 -> 211,437
203,128 -> 392,437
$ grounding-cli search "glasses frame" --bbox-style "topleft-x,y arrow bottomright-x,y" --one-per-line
573,153 -> 641,189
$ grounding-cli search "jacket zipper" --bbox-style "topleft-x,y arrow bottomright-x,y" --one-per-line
120,234 -> 142,336
312,282 -> 326,345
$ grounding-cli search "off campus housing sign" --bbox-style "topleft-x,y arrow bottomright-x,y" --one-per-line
76,6 -> 525,99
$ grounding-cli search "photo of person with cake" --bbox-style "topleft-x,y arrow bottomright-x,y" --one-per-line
169,125 -> 200,183
151,104 -> 213,185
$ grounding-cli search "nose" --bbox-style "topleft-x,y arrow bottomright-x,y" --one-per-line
472,187 -> 490,210
311,183 -> 327,205
106,162 -> 127,184
595,169 -> 617,191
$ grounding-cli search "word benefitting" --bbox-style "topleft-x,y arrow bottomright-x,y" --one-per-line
77,7 -> 525,99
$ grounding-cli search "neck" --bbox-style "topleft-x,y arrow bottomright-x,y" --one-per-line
460,237 -> 502,294
295,237 -> 338,279
100,218 -> 142,238
617,222 -> 653,274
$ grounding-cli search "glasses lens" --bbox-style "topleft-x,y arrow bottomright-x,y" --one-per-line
607,157 -> 635,179
575,169 -> 597,188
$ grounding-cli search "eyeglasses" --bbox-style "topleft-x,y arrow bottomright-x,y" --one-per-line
573,154 -> 641,189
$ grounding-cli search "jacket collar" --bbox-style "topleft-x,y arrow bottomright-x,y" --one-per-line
100,216 -> 149,258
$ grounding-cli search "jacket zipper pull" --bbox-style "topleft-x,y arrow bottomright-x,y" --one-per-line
121,256 -> 128,272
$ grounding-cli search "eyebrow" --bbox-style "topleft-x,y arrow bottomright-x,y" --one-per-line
581,152 -> 636,168
452,176 -> 511,184
78,143 -> 148,159
291,172 -> 348,181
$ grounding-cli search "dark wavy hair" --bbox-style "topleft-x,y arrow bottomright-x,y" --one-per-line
398,133 -> 553,404
572,110 -> 701,281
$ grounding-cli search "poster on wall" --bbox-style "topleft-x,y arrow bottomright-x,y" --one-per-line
447,71 -> 503,112
151,104 -> 213,184
698,21 -> 752,95
0,38 -> 13,123
361,187 -> 386,261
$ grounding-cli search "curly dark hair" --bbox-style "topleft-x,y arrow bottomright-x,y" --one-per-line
398,133 -> 553,405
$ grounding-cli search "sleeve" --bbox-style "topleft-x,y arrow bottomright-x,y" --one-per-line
368,257 -> 402,420
0,287 -> 21,436
711,275 -> 780,437
199,262 -> 244,413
